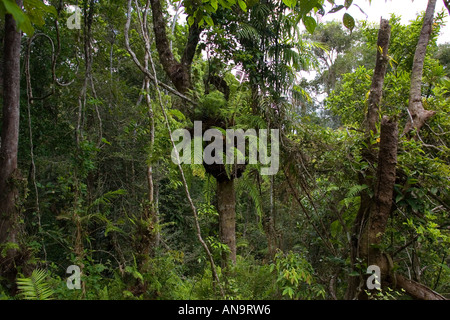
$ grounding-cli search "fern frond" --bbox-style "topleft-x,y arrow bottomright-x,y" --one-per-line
89,189 -> 127,209
239,168 -> 264,222
347,184 -> 368,198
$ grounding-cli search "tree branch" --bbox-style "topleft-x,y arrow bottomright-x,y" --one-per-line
403,0 -> 437,136
396,274 -> 447,300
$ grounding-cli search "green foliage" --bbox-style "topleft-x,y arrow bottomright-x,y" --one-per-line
197,90 -> 228,120
16,269 -> 54,300
365,287 -> 405,300
342,13 -> 355,32
0,0 -> 448,302
0,0 -> 56,35
270,250 -> 325,299
326,65 -> 372,126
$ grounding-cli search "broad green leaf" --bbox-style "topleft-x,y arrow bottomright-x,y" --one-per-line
211,0 -> 218,10
3,0 -> 34,35
238,0 -> 247,11
330,220 -> 341,238
187,15 -> 194,26
303,16 -> 317,34
343,13 -> 355,32
282,0 -> 294,9
204,15 -> 214,27
24,0 -> 57,26
299,0 -> 318,15
344,0 -> 353,9
169,109 -> 186,120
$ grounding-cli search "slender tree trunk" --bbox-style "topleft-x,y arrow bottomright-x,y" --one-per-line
0,0 -> 24,292
141,0 -> 158,256
217,179 -> 236,265
404,0 -> 437,136
362,117 -> 398,274
366,19 -> 391,135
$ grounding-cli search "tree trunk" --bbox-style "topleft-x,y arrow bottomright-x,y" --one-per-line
404,0 -> 437,136
346,20 -> 392,299
347,117 -> 398,300
0,0 -> 23,292
217,179 -> 236,265
366,19 -> 391,135
362,117 -> 398,272
149,0 -> 200,94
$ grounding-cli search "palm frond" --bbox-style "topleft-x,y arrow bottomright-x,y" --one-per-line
16,269 -> 54,300
237,23 -> 260,42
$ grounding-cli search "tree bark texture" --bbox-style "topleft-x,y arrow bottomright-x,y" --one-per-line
404,0 -> 437,136
362,117 -> 398,271
0,0 -> 24,291
347,117 -> 398,300
346,21 -> 392,299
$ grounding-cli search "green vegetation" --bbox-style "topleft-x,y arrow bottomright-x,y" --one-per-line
0,0 -> 448,300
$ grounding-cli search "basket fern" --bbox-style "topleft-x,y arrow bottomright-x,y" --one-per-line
16,269 -> 54,300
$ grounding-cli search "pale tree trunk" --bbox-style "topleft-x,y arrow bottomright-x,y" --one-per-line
0,0 -> 24,292
404,0 -> 437,137
217,179 -> 236,265
141,0 -> 158,255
